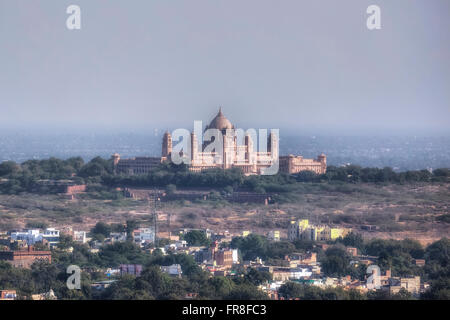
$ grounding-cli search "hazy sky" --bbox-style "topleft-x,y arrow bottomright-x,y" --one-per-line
0,0 -> 449,135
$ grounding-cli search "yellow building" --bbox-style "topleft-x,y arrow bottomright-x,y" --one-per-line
315,226 -> 351,241
288,219 -> 351,242
267,230 -> 280,241
330,227 -> 351,240
288,219 -> 310,241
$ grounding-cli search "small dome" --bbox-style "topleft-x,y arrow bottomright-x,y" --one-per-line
206,108 -> 234,131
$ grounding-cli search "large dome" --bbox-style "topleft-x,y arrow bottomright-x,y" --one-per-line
206,108 -> 234,131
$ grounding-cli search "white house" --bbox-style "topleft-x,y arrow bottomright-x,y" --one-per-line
73,231 -> 87,243
232,249 -> 239,263
161,264 -> 182,278
10,229 -> 41,244
164,240 -> 187,252
41,228 -> 60,247
11,228 -> 60,247
110,232 -> 127,243
133,227 -> 155,245
290,267 -> 313,279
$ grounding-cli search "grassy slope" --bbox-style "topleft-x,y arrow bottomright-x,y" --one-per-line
0,182 -> 448,244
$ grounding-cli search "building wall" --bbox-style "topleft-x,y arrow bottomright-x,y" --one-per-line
0,247 -> 52,268
272,271 -> 291,282
215,250 -> 233,267
389,276 -> 421,295
116,157 -> 161,175
279,154 -> 327,175
288,219 -> 351,242
113,112 -> 326,176
0,290 -> 17,300
119,264 -> 142,277
64,185 -> 86,194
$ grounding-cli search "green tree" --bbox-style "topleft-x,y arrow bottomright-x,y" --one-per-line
165,184 -> 177,195
321,246 -> 351,277
126,220 -> 140,241
230,234 -> 267,261
91,222 -> 111,238
57,233 -> 75,250
30,260 -> 60,293
245,268 -> 272,286
183,230 -> 210,246
341,232 -> 364,251
0,161 -> 20,176
207,276 -> 234,298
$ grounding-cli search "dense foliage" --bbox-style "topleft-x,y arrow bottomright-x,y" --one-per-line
279,282 -> 366,300
231,234 -> 306,262
0,156 -> 448,196
1,236 -> 449,299
0,241 -> 269,300
182,230 -> 211,247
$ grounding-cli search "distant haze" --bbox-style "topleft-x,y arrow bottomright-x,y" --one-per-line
0,0 -> 449,135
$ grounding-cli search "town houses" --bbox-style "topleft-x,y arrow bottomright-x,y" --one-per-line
288,219 -> 352,242
0,220 -> 429,300
10,228 -> 61,248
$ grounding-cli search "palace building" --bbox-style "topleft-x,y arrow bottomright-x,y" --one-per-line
112,108 -> 326,176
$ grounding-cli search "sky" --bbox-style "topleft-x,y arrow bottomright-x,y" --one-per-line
0,0 -> 449,135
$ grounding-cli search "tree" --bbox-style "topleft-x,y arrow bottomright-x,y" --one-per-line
293,239 -> 315,251
0,161 -> 20,176
321,246 -> 351,277
183,230 -> 210,247
33,242 -> 49,251
295,170 -> 318,182
244,268 -> 272,286
165,184 -> 177,195
422,277 -> 450,300
341,232 -> 364,251
126,220 -> 140,241
368,289 -> 415,300
425,238 -> 450,267
223,185 -> 234,195
424,238 -> 450,282
208,276 -> 234,299
25,221 -> 48,229
279,282 -> 365,300
65,157 -> 85,172
136,266 -> 171,298
91,222 -> 111,238
30,260 -> 60,293
102,275 -> 151,300
265,241 -> 296,259
391,288 -> 415,300
57,233 -> 75,250
225,284 -> 268,300
278,282 -> 305,299
230,234 -> 267,261
78,157 -> 113,178
98,242 -> 149,267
